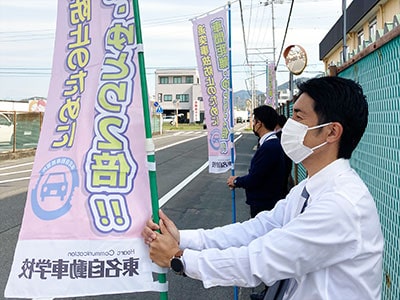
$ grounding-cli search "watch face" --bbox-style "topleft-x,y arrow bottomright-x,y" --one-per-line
171,257 -> 184,274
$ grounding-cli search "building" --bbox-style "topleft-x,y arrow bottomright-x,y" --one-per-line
278,88 -> 299,105
0,98 -> 47,112
320,0 -> 400,70
154,68 -> 204,123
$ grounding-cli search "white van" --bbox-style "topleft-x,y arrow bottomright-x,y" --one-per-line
0,113 -> 13,144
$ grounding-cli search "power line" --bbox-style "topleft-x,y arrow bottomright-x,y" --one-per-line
239,0 -> 249,64
275,0 -> 294,69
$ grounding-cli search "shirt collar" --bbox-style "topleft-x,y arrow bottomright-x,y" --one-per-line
259,131 -> 276,146
305,159 -> 351,202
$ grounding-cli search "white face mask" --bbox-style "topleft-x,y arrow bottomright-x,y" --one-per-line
281,118 -> 332,164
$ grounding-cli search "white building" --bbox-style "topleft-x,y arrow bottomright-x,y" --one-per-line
278,88 -> 299,105
0,98 -> 47,112
154,68 -> 204,123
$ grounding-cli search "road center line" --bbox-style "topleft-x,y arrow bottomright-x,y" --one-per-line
159,161 -> 209,208
158,133 -> 243,207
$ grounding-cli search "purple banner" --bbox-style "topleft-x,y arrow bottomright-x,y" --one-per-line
265,62 -> 276,108
192,8 -> 234,173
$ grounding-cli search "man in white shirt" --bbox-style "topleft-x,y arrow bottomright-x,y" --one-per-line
142,76 -> 384,300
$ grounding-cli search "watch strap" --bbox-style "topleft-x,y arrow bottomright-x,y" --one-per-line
170,249 -> 186,276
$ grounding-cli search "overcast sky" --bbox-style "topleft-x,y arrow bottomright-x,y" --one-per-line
0,0 -> 344,100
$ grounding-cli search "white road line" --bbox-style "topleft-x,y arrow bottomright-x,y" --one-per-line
155,134 -> 206,152
159,161 -> 209,208
234,134 -> 243,142
0,169 -> 31,177
0,162 -> 33,171
153,132 -> 182,140
0,177 -> 31,184
158,133 -> 243,207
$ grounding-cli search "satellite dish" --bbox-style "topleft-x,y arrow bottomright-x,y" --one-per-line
283,45 -> 307,75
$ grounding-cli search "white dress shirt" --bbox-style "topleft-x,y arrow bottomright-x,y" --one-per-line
179,159 -> 383,300
258,131 -> 277,147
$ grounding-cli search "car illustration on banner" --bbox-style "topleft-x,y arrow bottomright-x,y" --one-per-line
31,157 -> 79,220
40,172 -> 68,201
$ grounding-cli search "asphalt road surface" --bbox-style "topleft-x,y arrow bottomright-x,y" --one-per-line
0,128 -> 265,300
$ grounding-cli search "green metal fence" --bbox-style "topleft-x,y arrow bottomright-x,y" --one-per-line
340,35 -> 400,300
0,111 -> 42,153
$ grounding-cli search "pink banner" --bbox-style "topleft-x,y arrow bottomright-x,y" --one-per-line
5,1 -> 164,298
192,9 -> 234,174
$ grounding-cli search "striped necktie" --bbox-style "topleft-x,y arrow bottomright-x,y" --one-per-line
264,187 -> 309,300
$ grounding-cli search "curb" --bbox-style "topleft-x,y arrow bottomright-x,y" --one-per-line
0,149 -> 36,161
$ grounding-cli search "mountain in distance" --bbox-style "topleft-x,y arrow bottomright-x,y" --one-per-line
233,89 -> 272,110
233,76 -> 311,109
276,76 -> 311,91
233,90 -> 263,109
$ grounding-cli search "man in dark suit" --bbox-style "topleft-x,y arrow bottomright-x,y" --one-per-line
275,114 -> 294,195
227,105 -> 286,218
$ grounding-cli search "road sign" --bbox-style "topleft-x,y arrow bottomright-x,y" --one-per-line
156,106 -> 163,113
153,101 -> 159,107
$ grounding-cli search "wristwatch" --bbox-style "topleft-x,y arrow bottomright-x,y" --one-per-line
170,249 -> 186,276
233,178 -> 238,186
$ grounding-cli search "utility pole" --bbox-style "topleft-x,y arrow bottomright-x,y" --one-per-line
271,1 -> 276,75
270,0 -> 278,108
261,0 -> 283,108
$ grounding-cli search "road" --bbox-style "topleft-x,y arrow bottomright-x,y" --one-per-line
0,127 -> 264,300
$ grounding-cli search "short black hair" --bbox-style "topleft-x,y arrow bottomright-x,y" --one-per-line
253,105 -> 278,131
297,76 -> 368,159
277,114 -> 287,128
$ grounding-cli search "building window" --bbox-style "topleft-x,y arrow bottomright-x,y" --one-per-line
185,76 -> 194,83
159,76 -> 169,84
369,18 -> 377,41
357,30 -> 364,47
164,94 -> 173,102
173,76 -> 182,84
176,94 -> 189,102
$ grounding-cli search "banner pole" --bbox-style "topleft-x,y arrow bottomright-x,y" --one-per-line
132,1 -> 167,299
228,2 -> 236,224
228,3 -> 239,300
